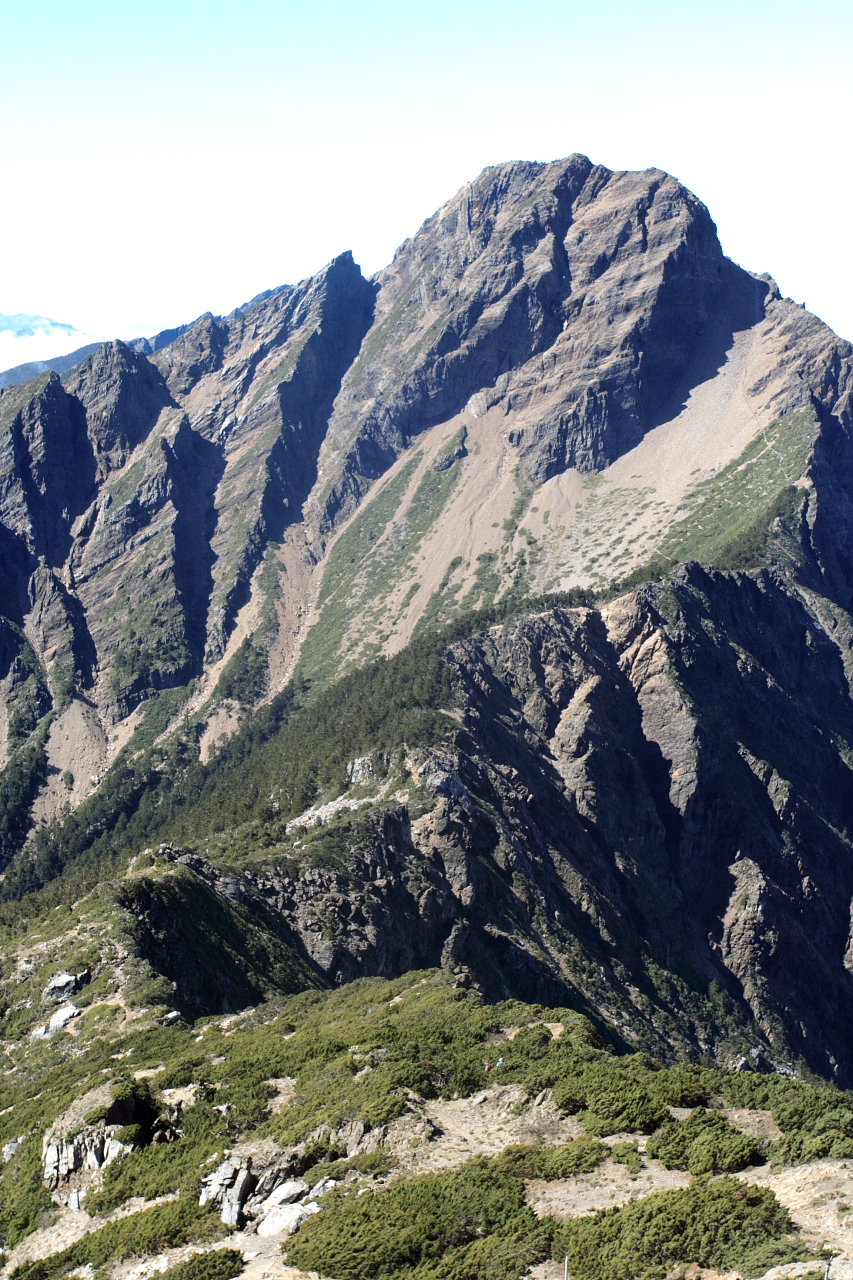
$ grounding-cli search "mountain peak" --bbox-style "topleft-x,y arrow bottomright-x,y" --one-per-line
0,156 -> 852,1092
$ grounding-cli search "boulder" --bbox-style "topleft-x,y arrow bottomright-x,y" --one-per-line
261,1178 -> 308,1209
256,1200 -> 321,1237
42,969 -> 90,1004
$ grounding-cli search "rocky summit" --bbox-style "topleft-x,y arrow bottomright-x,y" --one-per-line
1,156 -> 853,1280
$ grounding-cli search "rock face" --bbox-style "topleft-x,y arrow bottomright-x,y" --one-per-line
316,158 -> 732,524
199,1156 -> 323,1232
2,155 -> 853,1081
1,158 -> 848,819
199,1157 -> 257,1226
41,968 -> 89,1003
42,1128 -> 128,1189
201,567 -> 853,1082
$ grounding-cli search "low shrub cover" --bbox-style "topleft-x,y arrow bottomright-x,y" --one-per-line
161,1248 -> 244,1280
286,1156 -> 544,1280
10,1197 -> 223,1280
288,1149 -> 805,1280
647,1108 -> 761,1174
551,1177 -> 806,1280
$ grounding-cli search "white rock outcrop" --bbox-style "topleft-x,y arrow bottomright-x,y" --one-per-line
256,1200 -> 321,1237
31,1003 -> 80,1040
199,1157 -> 257,1227
42,1129 -> 128,1188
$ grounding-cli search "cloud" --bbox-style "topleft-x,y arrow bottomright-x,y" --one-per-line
0,317 -> 105,373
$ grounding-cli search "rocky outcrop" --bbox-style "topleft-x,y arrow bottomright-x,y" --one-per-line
199,1156 -> 322,1232
314,159 -> 850,532
172,567 -> 845,1082
31,1003 -> 81,1039
200,1156 -> 257,1227
42,1127 -> 128,1189
42,968 -> 90,1003
112,852 -> 323,1019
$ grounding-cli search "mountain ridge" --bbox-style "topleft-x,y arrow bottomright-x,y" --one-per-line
6,154 -> 853,1280
0,153 -> 852,1084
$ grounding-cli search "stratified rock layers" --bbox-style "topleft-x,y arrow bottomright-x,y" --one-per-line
2,156 -> 853,1079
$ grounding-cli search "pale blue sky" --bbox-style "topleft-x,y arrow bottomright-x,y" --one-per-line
2,0 -> 851,344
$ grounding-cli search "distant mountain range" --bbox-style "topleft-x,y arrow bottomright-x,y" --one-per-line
0,322 -> 189,390
0,311 -> 98,384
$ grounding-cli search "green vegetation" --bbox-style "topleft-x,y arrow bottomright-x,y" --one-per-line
300,444 -> 465,685
288,1154 -> 804,1280
286,1155 -> 549,1280
300,455 -> 421,681
160,1249 -> 245,1280
569,1069 -> 669,1135
768,1086 -> 853,1165
303,1150 -> 398,1187
647,1108 -> 761,1174
3,588 -> 599,898
0,720 -> 50,872
4,631 -> 51,748
1,967 -> 851,1276
10,1197 -> 223,1280
488,1137 -> 608,1179
610,1141 -> 643,1175
615,410 -> 817,591
551,1177 -> 806,1280
211,638 -> 268,706
87,1090 -> 226,1213
0,1135 -> 55,1252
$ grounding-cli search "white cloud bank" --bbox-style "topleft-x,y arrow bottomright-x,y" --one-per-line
0,316 -> 106,373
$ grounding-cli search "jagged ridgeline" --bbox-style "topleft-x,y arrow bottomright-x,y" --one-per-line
2,151 -> 853,1280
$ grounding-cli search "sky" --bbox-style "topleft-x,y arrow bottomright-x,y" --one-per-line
1,0 -> 851,364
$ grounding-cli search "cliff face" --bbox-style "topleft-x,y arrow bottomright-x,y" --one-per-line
316,158 -> 731,525
0,252 -> 373,763
189,568 -> 849,1081
2,157 -> 850,755
2,156 -> 853,1078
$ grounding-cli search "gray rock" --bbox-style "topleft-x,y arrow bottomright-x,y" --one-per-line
260,1178 -> 308,1209
31,1003 -> 80,1041
256,1200 -> 320,1237
199,1157 -> 257,1227
42,971 -> 88,1004
42,1128 -> 128,1188
2,1136 -> 22,1162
